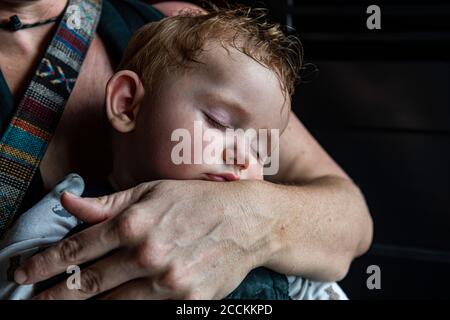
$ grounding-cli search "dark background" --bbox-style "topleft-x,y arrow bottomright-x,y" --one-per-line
198,0 -> 450,299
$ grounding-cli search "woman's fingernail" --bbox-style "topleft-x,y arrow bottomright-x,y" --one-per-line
63,191 -> 79,198
14,269 -> 27,284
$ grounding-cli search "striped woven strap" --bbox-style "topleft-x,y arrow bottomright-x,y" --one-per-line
0,0 -> 102,238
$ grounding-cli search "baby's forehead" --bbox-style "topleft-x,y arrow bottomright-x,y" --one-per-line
186,44 -> 289,127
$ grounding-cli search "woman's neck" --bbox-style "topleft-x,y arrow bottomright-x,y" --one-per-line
0,0 -> 67,23
0,0 -> 68,56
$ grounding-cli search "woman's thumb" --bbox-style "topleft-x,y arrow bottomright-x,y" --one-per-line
60,184 -> 150,224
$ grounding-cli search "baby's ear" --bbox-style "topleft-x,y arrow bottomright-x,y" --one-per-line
105,70 -> 145,133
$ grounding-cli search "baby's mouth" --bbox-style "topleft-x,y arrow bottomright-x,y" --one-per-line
205,173 -> 240,182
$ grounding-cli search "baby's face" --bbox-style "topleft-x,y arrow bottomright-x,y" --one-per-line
116,42 -> 289,185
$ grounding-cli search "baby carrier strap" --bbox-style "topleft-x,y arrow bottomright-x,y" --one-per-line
0,0 -> 103,239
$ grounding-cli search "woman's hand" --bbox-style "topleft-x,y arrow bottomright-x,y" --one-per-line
13,180 -> 277,299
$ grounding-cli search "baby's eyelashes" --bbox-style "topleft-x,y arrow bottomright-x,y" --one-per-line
203,112 -> 231,130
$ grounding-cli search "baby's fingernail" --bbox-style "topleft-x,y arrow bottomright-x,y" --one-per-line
14,269 -> 27,284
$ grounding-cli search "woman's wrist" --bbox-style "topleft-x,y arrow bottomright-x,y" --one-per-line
230,180 -> 286,271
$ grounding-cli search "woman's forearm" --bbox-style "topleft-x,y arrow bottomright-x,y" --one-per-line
241,175 -> 373,282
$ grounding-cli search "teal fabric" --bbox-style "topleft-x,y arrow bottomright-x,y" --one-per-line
0,71 -> 14,135
97,0 -> 165,66
225,267 -> 290,300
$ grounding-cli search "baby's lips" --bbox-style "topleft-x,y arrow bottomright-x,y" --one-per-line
206,173 -> 240,182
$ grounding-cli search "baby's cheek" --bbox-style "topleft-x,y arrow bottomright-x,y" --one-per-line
151,148 -> 206,180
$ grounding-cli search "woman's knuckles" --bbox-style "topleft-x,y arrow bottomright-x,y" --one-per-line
134,240 -> 168,270
157,266 -> 189,292
115,207 -> 149,242
59,237 -> 85,264
79,268 -> 104,296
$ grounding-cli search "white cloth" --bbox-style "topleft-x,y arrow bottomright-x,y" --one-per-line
0,174 -> 84,300
287,275 -> 348,300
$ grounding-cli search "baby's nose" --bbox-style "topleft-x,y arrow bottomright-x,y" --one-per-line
222,144 -> 250,170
